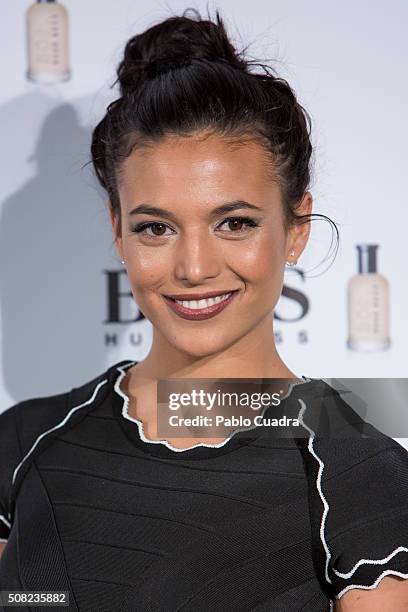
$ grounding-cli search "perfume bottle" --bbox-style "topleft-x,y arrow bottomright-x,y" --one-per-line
347,244 -> 390,351
26,0 -> 70,84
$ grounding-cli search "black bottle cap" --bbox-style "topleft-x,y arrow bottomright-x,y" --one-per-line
356,244 -> 378,274
37,0 -> 56,3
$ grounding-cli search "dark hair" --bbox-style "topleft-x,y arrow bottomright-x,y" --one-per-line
91,7 -> 339,273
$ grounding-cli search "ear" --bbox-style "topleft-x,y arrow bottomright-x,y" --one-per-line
107,200 -> 124,262
286,191 -> 313,263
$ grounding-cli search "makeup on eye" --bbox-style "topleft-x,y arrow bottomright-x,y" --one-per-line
130,216 -> 261,238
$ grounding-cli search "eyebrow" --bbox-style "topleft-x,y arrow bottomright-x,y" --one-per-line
128,200 -> 263,221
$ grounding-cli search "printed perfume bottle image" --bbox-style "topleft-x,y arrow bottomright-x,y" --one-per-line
26,0 -> 70,84
347,244 -> 391,351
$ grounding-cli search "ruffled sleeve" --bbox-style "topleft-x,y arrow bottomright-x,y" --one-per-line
294,381 -> 408,603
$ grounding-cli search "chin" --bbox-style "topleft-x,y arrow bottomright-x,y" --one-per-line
162,331 -> 234,360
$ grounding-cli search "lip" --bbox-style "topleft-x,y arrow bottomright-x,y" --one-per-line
163,289 -> 239,321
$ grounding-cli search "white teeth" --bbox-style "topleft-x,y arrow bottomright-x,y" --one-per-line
175,292 -> 232,309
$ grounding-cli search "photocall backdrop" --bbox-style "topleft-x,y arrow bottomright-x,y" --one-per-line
1,1 -> 407,448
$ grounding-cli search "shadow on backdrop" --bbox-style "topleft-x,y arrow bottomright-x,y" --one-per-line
0,95 -> 131,403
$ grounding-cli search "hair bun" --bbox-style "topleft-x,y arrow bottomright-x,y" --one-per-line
116,8 -> 247,96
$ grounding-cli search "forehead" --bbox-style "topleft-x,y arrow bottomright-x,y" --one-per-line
118,132 -> 280,204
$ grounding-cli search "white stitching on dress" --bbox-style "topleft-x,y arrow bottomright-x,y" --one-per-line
297,398 -> 333,585
115,362 -> 312,453
333,546 -> 408,580
297,397 -> 408,600
336,569 -> 408,599
0,514 -> 11,529
11,378 -> 109,487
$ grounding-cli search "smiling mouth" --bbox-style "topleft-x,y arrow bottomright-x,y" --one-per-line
165,291 -> 237,308
162,289 -> 240,320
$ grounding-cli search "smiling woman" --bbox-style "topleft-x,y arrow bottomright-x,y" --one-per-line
1,6 -> 408,612
109,132 -> 312,350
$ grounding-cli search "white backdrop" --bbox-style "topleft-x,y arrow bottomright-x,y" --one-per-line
1,1 -> 407,425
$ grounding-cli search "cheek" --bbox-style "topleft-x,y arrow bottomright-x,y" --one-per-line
230,231 -> 285,281
126,250 -> 168,289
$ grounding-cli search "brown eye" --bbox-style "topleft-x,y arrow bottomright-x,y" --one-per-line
150,223 -> 167,236
132,221 -> 174,238
228,219 -> 244,231
218,216 -> 258,233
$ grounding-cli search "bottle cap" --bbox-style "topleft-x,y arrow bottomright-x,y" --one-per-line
356,244 -> 378,273
37,0 -> 56,3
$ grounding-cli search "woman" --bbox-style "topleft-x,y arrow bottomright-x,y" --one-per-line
1,8 -> 407,611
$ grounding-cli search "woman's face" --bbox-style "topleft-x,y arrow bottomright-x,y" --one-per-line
110,132 -> 311,358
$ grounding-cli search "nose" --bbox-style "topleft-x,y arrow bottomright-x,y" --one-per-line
173,229 -> 222,284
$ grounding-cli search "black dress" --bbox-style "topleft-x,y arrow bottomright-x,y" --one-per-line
0,360 -> 407,611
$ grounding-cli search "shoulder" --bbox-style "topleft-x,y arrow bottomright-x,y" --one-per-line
0,363 -> 113,466
0,360 -> 130,540
293,379 -> 408,603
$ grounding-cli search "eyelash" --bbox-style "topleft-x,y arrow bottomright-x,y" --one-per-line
131,216 -> 260,238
